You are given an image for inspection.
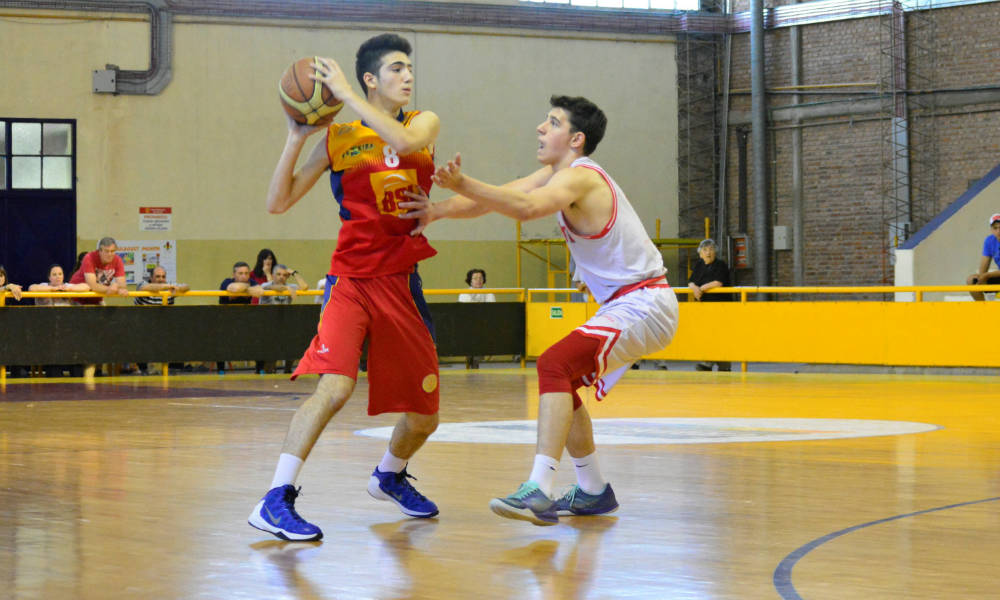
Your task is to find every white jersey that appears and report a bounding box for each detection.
[556,156,667,304]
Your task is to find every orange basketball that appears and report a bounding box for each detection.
[278,57,344,127]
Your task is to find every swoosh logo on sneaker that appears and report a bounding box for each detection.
[264,505,281,525]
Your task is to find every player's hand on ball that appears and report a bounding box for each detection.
[431,153,464,191]
[284,112,325,138]
[310,57,354,103]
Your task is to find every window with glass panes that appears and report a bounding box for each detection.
[1,120,74,190]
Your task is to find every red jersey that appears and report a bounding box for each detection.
[325,110,437,277]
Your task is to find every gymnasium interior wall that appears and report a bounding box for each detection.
[724,1,1000,287]
[0,10,678,298]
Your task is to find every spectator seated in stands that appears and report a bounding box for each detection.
[217,261,263,374]
[687,238,733,372]
[133,265,188,375]
[28,264,90,377]
[257,264,309,374]
[458,268,495,368]
[259,264,308,305]
[69,236,129,305]
[220,261,264,304]
[966,212,1000,301]
[458,268,496,303]
[29,264,89,306]
[135,265,189,305]
[0,265,23,302]
[250,248,278,305]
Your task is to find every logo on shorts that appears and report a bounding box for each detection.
[317,344,330,354]
[421,374,438,393]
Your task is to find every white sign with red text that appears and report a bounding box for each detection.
[139,206,172,231]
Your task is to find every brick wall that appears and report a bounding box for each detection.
[709,2,1000,286]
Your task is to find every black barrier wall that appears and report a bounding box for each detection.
[0,303,525,365]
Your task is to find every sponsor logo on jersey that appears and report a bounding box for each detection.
[342,143,375,159]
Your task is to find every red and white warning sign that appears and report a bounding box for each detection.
[139,206,172,231]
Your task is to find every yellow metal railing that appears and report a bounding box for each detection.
[6,284,1000,381]
[526,284,1000,302]
[422,288,526,302]
[0,289,324,306]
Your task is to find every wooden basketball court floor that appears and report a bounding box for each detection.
[1,368,998,600]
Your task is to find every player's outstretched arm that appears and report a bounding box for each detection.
[310,57,439,155]
[431,153,576,222]
[398,188,488,236]
[399,156,553,235]
[266,115,330,214]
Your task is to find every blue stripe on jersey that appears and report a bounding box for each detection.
[321,274,339,312]
[408,268,436,342]
[329,169,351,220]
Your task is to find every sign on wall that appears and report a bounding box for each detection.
[139,206,172,231]
[116,240,178,285]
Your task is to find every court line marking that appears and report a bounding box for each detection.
[355,418,940,445]
[773,496,1000,600]
[168,402,297,411]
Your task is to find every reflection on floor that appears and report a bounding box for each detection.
[2,369,998,599]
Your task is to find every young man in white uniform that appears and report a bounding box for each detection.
[402,95,679,525]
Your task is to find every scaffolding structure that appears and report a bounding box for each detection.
[515,222,701,290]
[879,0,938,282]
[676,29,723,241]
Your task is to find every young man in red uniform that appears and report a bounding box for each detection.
[248,33,442,542]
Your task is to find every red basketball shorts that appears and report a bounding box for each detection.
[292,271,439,415]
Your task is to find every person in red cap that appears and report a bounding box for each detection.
[965,213,1000,300]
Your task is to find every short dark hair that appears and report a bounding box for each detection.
[48,263,64,276]
[550,95,607,155]
[465,268,486,286]
[232,261,250,272]
[356,33,412,96]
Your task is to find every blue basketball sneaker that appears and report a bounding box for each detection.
[489,482,558,526]
[248,485,323,541]
[367,467,439,518]
[553,483,619,516]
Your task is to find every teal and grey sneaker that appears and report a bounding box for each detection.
[554,484,619,516]
[489,482,558,526]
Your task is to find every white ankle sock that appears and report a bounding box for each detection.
[378,450,407,474]
[571,452,606,495]
[270,453,304,489]
[528,454,560,498]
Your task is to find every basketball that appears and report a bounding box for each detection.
[278,57,344,127]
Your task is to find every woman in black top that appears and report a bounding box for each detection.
[687,239,732,371]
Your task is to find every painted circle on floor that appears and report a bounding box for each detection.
[355,418,940,445]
